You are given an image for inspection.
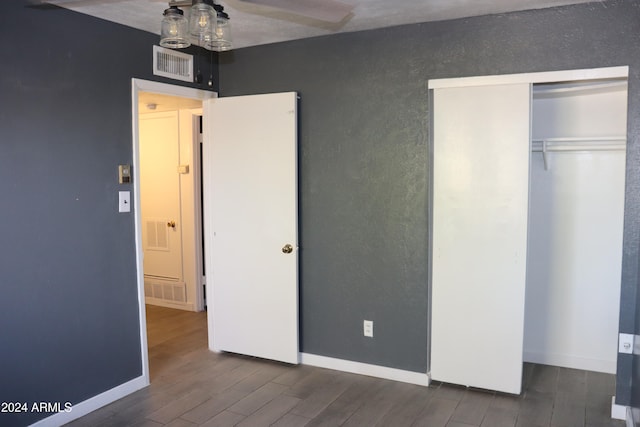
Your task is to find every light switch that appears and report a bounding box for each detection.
[119,191,131,213]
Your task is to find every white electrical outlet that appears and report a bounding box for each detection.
[363,320,373,337]
[619,333,634,354]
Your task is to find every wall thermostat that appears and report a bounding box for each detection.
[119,164,131,184]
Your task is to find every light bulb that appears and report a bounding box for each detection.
[198,14,208,28]
[168,23,178,37]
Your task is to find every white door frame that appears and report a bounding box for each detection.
[131,78,216,383]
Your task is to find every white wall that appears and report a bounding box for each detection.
[524,81,628,373]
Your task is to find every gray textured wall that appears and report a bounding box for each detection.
[0,2,216,426]
[2,0,639,425]
[219,0,640,404]
[634,253,640,416]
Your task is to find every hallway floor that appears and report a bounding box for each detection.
[66,305,625,427]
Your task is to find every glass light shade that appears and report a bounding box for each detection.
[160,7,190,49]
[189,0,216,45]
[208,15,232,52]
[206,6,232,52]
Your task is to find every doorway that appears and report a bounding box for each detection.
[133,82,300,385]
[138,95,205,312]
[524,78,627,374]
[131,79,215,383]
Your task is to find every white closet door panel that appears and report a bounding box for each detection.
[431,84,531,394]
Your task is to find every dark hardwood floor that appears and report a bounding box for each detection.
[66,305,624,427]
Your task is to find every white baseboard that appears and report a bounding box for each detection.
[524,350,615,374]
[29,376,148,427]
[300,352,429,387]
[612,396,628,421]
[628,406,638,427]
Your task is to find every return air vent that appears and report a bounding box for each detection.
[153,45,193,82]
[145,219,170,251]
[145,280,187,303]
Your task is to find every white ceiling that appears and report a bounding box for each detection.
[51,0,595,50]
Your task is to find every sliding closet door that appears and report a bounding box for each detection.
[431,83,531,394]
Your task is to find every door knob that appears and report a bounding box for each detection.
[167,221,176,229]
[282,244,293,254]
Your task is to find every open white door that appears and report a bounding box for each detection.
[202,92,298,364]
[430,83,531,394]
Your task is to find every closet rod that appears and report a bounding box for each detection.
[532,144,626,152]
[531,136,626,170]
[531,136,626,152]
[532,136,626,143]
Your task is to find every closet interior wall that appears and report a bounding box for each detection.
[523,79,628,374]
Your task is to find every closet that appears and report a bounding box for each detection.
[428,67,628,394]
[524,79,627,375]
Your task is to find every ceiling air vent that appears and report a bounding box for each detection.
[153,45,193,82]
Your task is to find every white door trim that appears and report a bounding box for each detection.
[428,66,628,89]
[131,78,216,384]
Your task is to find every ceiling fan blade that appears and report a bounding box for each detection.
[44,0,134,6]
[46,0,110,4]
[167,0,193,6]
[240,0,353,23]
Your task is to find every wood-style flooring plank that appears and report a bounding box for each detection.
[341,380,411,427]
[375,384,434,427]
[288,372,353,418]
[283,369,341,400]
[145,389,212,424]
[480,407,518,427]
[517,395,554,426]
[226,382,289,416]
[199,410,245,427]
[413,397,459,427]
[181,390,248,424]
[304,376,381,427]
[450,389,494,425]
[164,418,198,427]
[271,413,312,427]
[272,364,315,387]
[235,394,301,427]
[527,365,559,395]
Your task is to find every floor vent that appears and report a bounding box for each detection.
[153,45,193,82]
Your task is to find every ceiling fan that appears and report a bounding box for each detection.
[35,0,354,24]
[168,0,354,23]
